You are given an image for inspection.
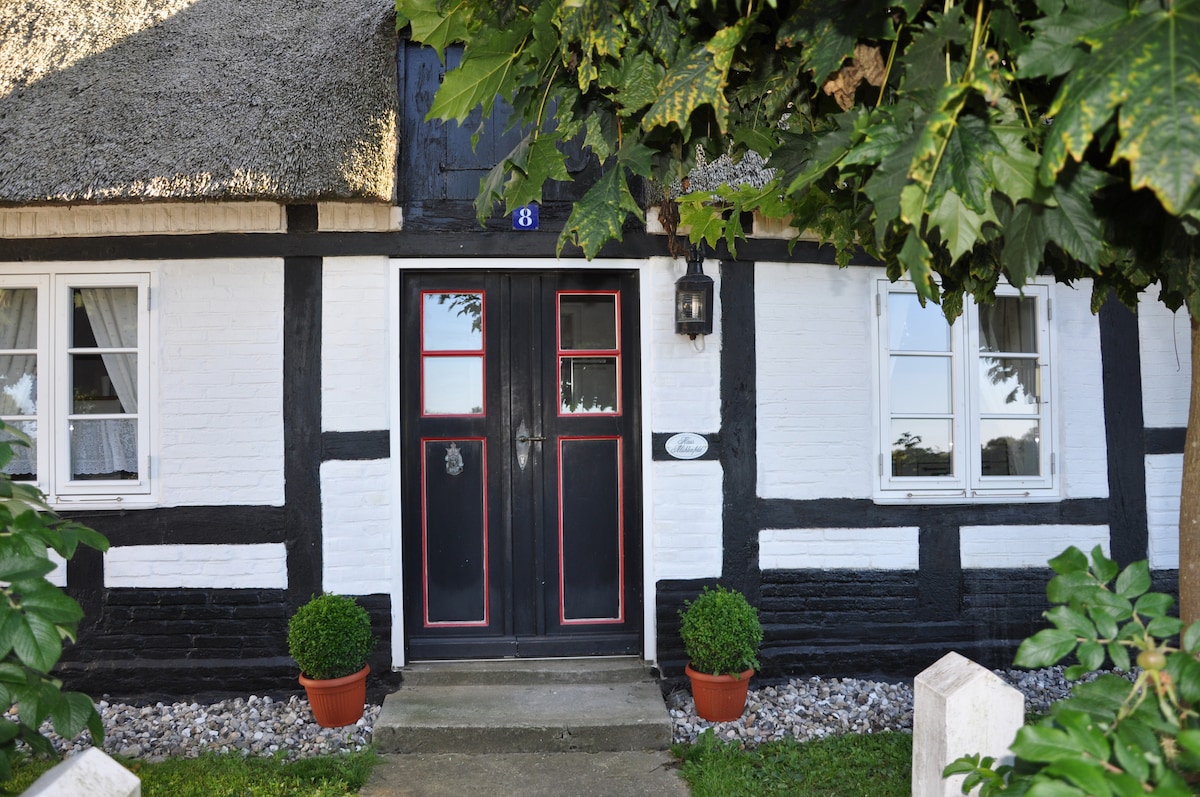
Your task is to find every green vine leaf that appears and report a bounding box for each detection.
[1041,0,1200,215]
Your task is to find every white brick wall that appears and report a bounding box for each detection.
[47,550,66,588]
[652,460,723,580]
[960,525,1110,568]
[104,544,287,588]
[649,257,721,433]
[756,263,875,500]
[759,527,920,570]
[322,257,391,432]
[1147,454,1182,569]
[321,459,393,594]
[157,260,285,506]
[1054,283,1109,498]
[1138,295,1191,429]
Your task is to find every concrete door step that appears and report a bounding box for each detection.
[398,657,655,687]
[374,660,672,754]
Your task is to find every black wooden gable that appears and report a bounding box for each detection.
[398,41,602,232]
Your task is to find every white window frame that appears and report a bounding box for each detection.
[0,268,155,508]
[873,279,1058,504]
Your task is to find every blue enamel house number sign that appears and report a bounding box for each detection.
[513,204,539,230]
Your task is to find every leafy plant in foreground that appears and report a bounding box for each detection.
[946,545,1200,795]
[0,422,108,782]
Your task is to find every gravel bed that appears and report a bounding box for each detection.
[26,666,1085,759]
[667,667,1082,747]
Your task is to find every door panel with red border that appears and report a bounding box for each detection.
[400,271,641,659]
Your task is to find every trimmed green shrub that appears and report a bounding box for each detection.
[679,585,762,676]
[287,594,374,681]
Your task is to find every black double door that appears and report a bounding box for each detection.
[400,271,642,659]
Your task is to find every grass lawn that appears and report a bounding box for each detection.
[676,729,912,797]
[3,748,380,797]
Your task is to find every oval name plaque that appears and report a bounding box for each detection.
[665,433,709,460]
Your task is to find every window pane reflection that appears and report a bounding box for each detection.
[424,356,484,415]
[424,293,483,352]
[889,294,950,352]
[980,419,1040,476]
[561,357,617,414]
[978,297,1036,353]
[891,420,953,477]
[978,358,1038,413]
[560,295,617,350]
[890,356,951,415]
[72,353,135,414]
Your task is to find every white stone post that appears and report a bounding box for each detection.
[912,651,1025,797]
[22,748,141,797]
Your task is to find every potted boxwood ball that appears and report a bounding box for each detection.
[679,585,763,722]
[287,593,375,727]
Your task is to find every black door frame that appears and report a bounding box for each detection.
[396,266,644,661]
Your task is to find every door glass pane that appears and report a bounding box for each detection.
[70,418,138,480]
[980,419,1040,476]
[560,295,617,350]
[889,356,951,414]
[888,293,950,352]
[978,357,1039,413]
[424,356,484,415]
[561,357,617,414]
[890,419,953,477]
[424,293,483,351]
[978,297,1037,353]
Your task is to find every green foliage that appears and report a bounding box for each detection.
[0,422,108,783]
[8,749,381,797]
[286,594,374,681]
[679,585,762,676]
[945,545,1200,795]
[397,0,1200,317]
[676,729,912,796]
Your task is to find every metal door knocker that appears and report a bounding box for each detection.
[445,442,464,476]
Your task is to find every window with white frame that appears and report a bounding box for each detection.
[0,272,151,504]
[875,280,1056,501]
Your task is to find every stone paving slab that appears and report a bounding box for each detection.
[359,751,689,797]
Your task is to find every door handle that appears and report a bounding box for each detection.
[515,420,546,471]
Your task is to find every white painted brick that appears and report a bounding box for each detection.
[1146,454,1182,569]
[1138,296,1191,429]
[1053,283,1109,499]
[960,525,1110,568]
[321,459,394,594]
[323,257,391,432]
[756,263,875,500]
[157,260,285,507]
[318,203,402,232]
[652,460,722,580]
[759,527,920,570]
[104,544,287,589]
[47,550,66,588]
[649,258,720,433]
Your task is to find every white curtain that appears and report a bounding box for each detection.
[76,288,138,476]
[0,289,38,475]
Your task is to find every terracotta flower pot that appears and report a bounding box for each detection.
[299,665,370,727]
[686,664,754,722]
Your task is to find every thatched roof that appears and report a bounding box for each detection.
[0,0,397,205]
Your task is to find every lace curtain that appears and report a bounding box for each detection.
[75,288,139,477]
[0,289,38,476]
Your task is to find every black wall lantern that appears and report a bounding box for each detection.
[675,246,714,339]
